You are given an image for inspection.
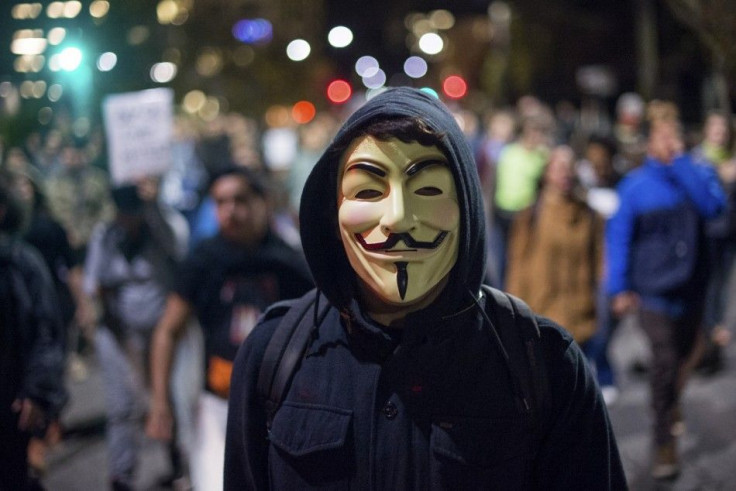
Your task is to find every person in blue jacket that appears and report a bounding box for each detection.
[226,88,626,490]
[606,108,725,480]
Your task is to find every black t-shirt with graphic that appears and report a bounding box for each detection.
[175,232,313,396]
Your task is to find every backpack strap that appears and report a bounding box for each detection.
[481,285,550,431]
[256,289,329,429]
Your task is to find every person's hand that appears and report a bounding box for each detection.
[145,400,174,441]
[718,159,736,184]
[74,296,98,335]
[12,398,46,432]
[611,291,640,318]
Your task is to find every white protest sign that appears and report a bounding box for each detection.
[103,88,174,185]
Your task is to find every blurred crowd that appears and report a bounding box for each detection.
[1,88,735,488]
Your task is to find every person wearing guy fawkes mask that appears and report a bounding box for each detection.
[225,88,625,490]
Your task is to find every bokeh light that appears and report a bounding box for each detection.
[47,83,63,101]
[32,80,46,98]
[157,0,178,24]
[286,39,311,61]
[150,62,177,83]
[199,97,220,121]
[38,106,53,125]
[265,105,291,127]
[429,10,455,30]
[46,2,64,19]
[442,75,467,99]
[327,80,352,104]
[30,55,44,72]
[63,1,82,18]
[420,87,439,99]
[196,49,223,77]
[362,69,386,89]
[232,18,273,44]
[89,0,110,18]
[355,56,379,77]
[47,27,66,45]
[292,100,316,124]
[418,32,444,55]
[97,52,117,71]
[20,81,34,99]
[403,56,428,78]
[48,54,61,71]
[182,90,206,113]
[58,47,82,71]
[328,26,353,48]
[127,26,150,46]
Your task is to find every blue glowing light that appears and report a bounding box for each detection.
[232,18,273,44]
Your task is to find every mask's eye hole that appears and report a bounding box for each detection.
[415,186,442,196]
[355,189,383,199]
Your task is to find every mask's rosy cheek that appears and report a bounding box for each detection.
[419,199,460,230]
[338,201,382,233]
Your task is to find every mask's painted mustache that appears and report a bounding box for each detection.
[355,231,448,251]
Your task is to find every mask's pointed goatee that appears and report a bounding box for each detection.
[396,261,408,300]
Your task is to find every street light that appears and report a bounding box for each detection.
[58,46,82,71]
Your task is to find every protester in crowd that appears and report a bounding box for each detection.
[576,134,625,402]
[3,146,34,174]
[12,167,88,345]
[612,92,647,174]
[146,166,313,491]
[692,111,736,374]
[45,141,116,262]
[30,129,65,177]
[577,134,622,216]
[82,178,189,490]
[490,111,552,287]
[0,171,67,490]
[225,87,625,490]
[606,104,725,480]
[476,108,517,285]
[8,166,90,474]
[287,112,337,221]
[477,108,516,202]
[506,144,604,352]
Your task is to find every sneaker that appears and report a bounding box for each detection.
[601,386,619,406]
[651,441,680,480]
[68,353,89,382]
[670,406,685,437]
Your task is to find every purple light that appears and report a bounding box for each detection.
[232,18,273,44]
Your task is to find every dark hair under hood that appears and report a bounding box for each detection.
[299,87,486,319]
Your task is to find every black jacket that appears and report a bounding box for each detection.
[225,88,626,489]
[0,236,67,417]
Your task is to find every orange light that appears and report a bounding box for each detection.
[327,79,351,104]
[443,75,467,99]
[292,100,316,124]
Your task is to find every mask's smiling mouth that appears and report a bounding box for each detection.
[354,231,448,251]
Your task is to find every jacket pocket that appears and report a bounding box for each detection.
[430,416,532,491]
[268,402,354,489]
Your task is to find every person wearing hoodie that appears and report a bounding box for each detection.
[606,107,726,480]
[225,87,625,490]
[1,171,67,490]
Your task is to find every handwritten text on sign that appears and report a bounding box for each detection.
[103,88,174,185]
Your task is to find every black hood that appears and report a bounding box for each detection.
[299,87,486,317]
